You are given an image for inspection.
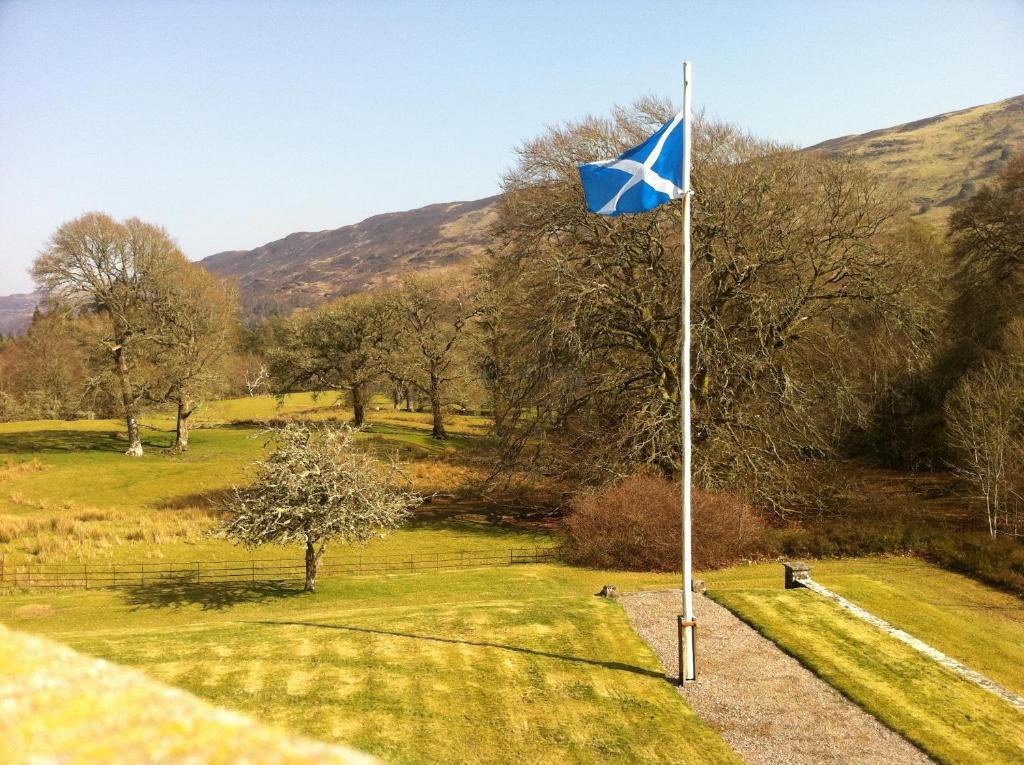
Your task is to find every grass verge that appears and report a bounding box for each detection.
[707,559,1024,765]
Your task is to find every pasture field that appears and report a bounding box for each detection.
[0,395,543,567]
[707,558,1024,765]
[0,396,749,762]
[0,565,741,765]
[5,396,1024,764]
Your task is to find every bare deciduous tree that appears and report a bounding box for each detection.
[268,294,391,427]
[488,99,932,513]
[218,423,421,591]
[32,213,186,456]
[945,356,1024,538]
[389,276,481,439]
[149,262,240,451]
[244,364,270,397]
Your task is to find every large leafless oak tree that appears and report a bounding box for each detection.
[487,99,935,513]
[32,213,186,456]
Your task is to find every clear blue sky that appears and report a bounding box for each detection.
[2,0,1022,294]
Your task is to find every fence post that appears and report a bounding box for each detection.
[84,563,89,590]
[509,549,514,565]
[113,564,117,588]
[252,560,256,583]
[196,561,200,584]
[0,552,4,585]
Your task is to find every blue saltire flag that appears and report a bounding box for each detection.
[578,112,685,216]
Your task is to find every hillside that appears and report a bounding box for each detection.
[2,95,1022,328]
[201,196,500,316]
[210,94,1024,316]
[807,94,1024,221]
[0,292,40,336]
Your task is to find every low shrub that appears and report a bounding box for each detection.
[561,472,1024,597]
[562,473,766,571]
[920,532,1024,597]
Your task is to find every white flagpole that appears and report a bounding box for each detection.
[678,60,696,683]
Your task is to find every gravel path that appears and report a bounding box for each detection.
[621,590,934,765]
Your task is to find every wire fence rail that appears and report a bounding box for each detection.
[0,547,561,591]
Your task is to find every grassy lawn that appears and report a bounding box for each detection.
[0,399,544,566]
[813,557,1024,697]
[706,558,1024,765]
[1,564,741,765]
[0,396,745,763]
[10,398,1024,764]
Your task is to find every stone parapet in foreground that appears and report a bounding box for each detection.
[0,624,380,764]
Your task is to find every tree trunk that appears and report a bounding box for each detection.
[429,371,446,439]
[174,399,193,452]
[125,415,143,457]
[392,386,401,411]
[304,539,319,592]
[351,383,366,427]
[404,386,413,412]
[113,344,144,457]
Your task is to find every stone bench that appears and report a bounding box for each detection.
[784,561,812,589]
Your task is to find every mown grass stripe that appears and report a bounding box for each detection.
[711,587,1024,765]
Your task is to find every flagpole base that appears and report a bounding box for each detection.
[678,615,697,684]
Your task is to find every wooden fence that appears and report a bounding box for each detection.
[0,547,560,591]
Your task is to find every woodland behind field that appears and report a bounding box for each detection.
[2,100,1023,577]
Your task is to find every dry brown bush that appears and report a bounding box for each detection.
[562,473,766,571]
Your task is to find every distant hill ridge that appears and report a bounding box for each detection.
[190,93,1024,318]
[201,195,500,316]
[0,292,41,336]
[806,94,1024,220]
[1,94,1022,330]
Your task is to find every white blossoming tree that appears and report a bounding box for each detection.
[219,423,420,591]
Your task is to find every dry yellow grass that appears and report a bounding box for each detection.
[0,458,47,481]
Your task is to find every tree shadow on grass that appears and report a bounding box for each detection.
[0,428,172,454]
[406,498,561,537]
[119,576,305,611]
[248,620,665,680]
